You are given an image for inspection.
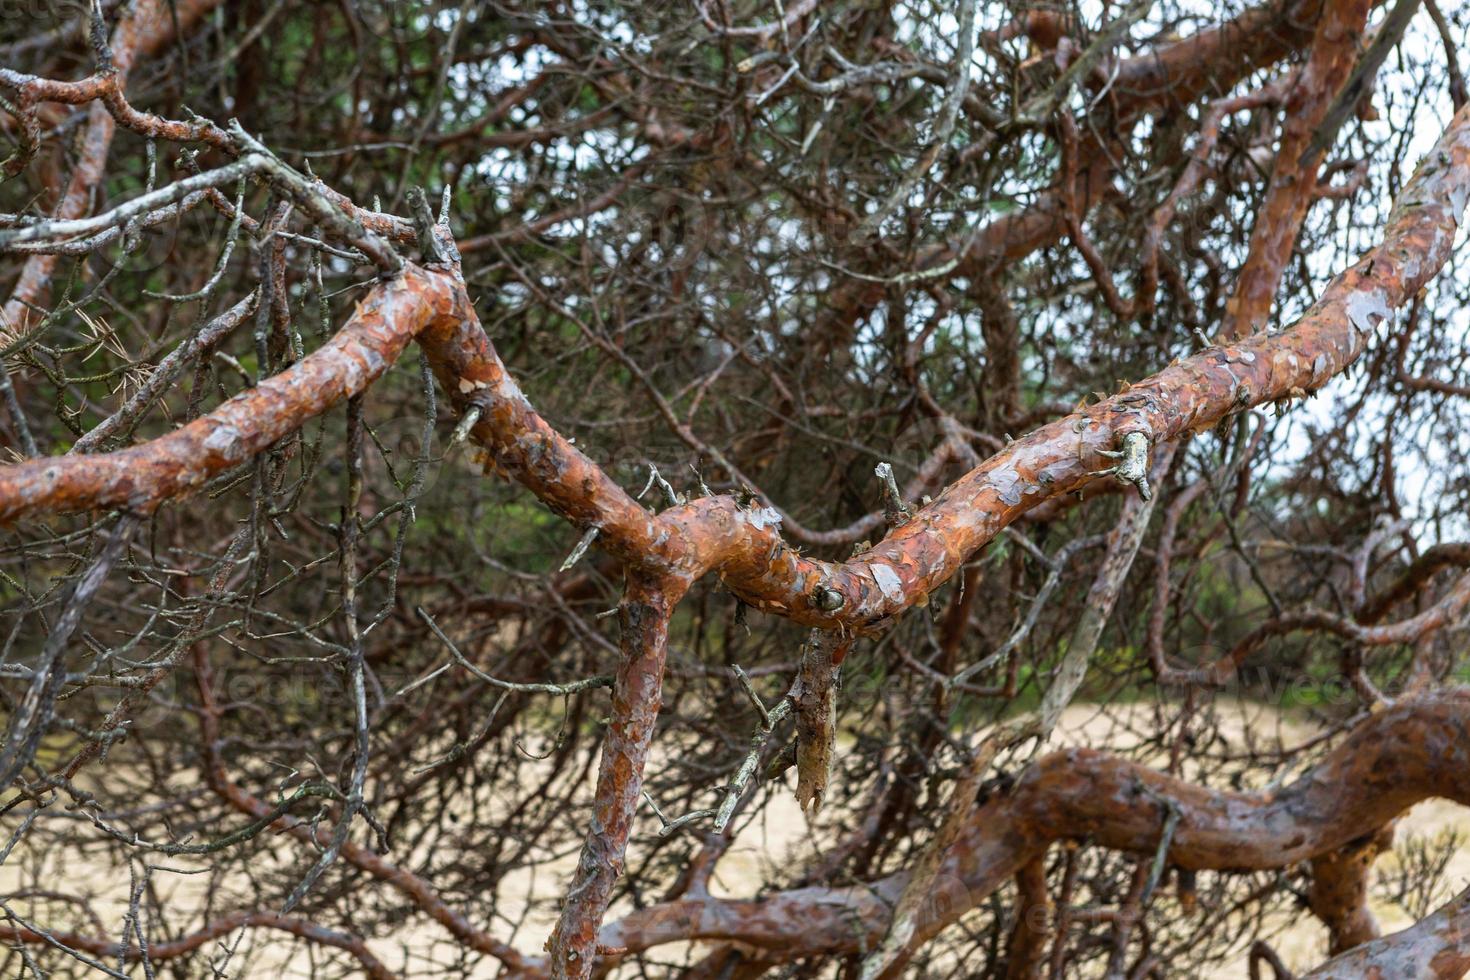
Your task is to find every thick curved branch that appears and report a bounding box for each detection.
[654,100,1470,631]
[6,103,1469,652]
[536,690,1470,973]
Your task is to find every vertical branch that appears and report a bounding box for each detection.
[547,571,686,979]
[1006,855,1053,980]
[973,279,1022,432]
[1308,826,1395,954]
[1219,0,1372,340]
[1102,861,1151,979]
[1146,480,1209,681]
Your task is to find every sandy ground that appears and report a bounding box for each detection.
[3,700,1468,977]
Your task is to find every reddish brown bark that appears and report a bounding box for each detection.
[663,100,1470,632]
[1147,479,1212,679]
[5,104,1469,650]
[0,270,461,520]
[2,30,1469,980]
[3,3,1467,977]
[1220,0,1372,340]
[1113,0,1330,110]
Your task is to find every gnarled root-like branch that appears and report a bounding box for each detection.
[553,691,1470,975]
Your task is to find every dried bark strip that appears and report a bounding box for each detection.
[794,629,845,814]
